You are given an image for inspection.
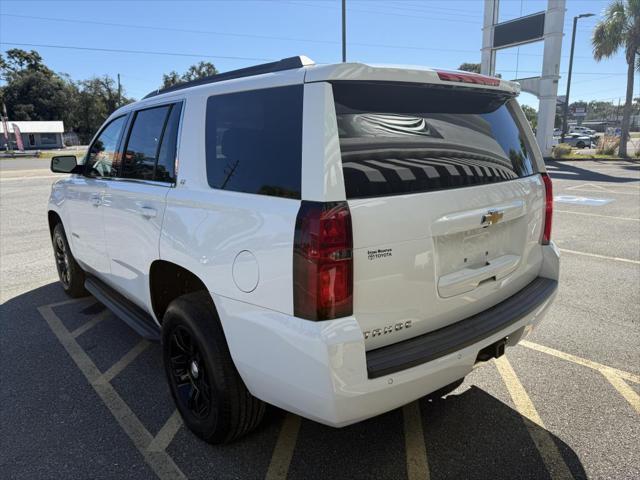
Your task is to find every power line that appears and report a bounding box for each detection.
[367,1,481,19]
[0,42,274,62]
[571,73,625,86]
[0,13,337,46]
[0,13,595,60]
[287,1,481,25]
[0,13,485,56]
[383,1,481,16]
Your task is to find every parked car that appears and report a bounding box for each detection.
[562,132,593,148]
[570,125,596,136]
[47,57,559,443]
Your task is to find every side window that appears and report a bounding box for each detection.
[156,103,182,183]
[86,116,127,178]
[205,85,302,199]
[122,105,171,181]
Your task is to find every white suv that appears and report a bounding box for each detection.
[48,56,559,443]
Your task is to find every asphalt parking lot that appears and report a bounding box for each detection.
[1,159,639,480]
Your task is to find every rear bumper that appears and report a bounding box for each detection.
[215,244,559,427]
[366,276,557,378]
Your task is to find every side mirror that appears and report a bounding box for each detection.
[51,155,79,174]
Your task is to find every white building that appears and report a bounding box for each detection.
[0,121,65,149]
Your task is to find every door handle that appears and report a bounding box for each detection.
[90,194,102,207]
[138,206,157,218]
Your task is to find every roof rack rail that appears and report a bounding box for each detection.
[143,55,314,99]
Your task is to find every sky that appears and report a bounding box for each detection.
[0,0,637,109]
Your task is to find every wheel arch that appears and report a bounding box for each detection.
[149,260,214,323]
[47,210,62,237]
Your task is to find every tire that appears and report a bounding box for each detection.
[162,291,266,444]
[51,222,88,298]
[576,141,585,149]
[425,377,464,401]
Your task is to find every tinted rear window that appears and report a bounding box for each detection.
[205,85,303,199]
[333,82,536,199]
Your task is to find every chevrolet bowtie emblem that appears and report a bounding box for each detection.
[482,210,504,226]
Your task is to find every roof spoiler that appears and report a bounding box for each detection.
[143,55,315,99]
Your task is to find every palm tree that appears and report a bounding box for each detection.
[592,0,639,157]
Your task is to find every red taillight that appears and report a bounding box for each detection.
[293,201,353,321]
[541,173,553,245]
[435,70,501,87]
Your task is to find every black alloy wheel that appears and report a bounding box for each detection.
[53,233,71,289]
[51,222,87,297]
[168,325,213,419]
[162,291,266,443]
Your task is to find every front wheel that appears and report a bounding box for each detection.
[162,291,266,444]
[52,222,88,297]
[576,141,585,149]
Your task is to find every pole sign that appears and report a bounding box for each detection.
[12,124,25,151]
[493,12,546,49]
[1,118,9,147]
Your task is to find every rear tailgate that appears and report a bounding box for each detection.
[332,81,545,350]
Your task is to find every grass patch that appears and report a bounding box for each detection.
[552,143,572,159]
[36,149,86,160]
[559,153,627,160]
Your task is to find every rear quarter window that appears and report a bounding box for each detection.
[205,85,303,199]
[332,82,536,199]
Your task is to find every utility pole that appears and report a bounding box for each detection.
[561,12,594,142]
[342,0,346,62]
[117,73,122,107]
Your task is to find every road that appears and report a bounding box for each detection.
[1,159,639,479]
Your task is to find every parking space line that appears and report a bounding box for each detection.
[565,186,639,196]
[0,174,60,182]
[558,248,640,265]
[403,401,430,480]
[555,210,640,222]
[495,356,574,480]
[44,297,91,309]
[600,370,640,415]
[70,308,110,338]
[149,410,184,452]
[265,414,301,480]
[521,341,640,384]
[567,189,640,196]
[96,339,151,385]
[38,303,186,480]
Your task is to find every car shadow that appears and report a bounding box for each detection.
[545,159,640,184]
[1,283,588,480]
[419,387,587,480]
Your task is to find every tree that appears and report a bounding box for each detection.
[592,0,640,156]
[1,48,133,144]
[458,62,481,73]
[162,61,218,88]
[0,49,52,78]
[1,50,77,122]
[73,76,133,143]
[521,105,538,130]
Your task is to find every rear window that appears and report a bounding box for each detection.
[205,85,303,199]
[333,82,536,199]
